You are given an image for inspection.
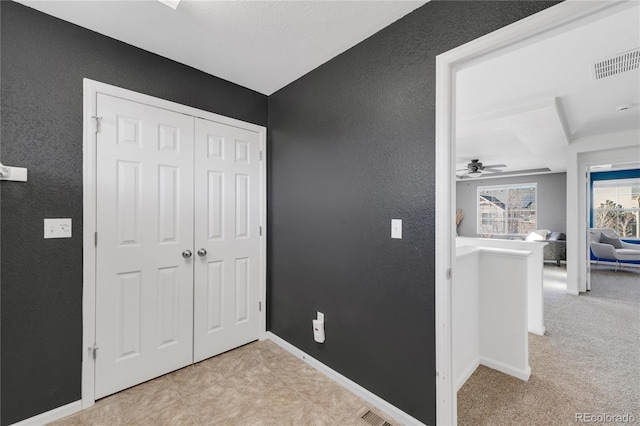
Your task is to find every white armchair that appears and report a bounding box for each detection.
[589,228,640,271]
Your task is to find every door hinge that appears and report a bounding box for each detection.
[259,151,263,161]
[89,344,99,360]
[446,268,452,280]
[91,116,103,134]
[94,231,98,247]
[259,301,262,312]
[259,226,262,236]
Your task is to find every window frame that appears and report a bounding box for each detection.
[476,182,538,236]
[590,170,640,238]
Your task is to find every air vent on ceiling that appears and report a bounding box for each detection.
[592,48,640,80]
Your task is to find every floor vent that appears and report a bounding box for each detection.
[592,48,640,80]
[361,410,394,426]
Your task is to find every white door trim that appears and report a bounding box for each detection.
[434,1,634,424]
[569,139,640,293]
[82,79,267,409]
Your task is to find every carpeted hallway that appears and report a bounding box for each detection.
[457,265,640,425]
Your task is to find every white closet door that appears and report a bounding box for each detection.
[95,94,194,399]
[193,117,261,362]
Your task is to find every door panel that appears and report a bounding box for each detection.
[95,94,194,399]
[207,171,224,240]
[193,118,261,362]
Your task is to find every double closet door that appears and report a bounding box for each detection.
[94,93,261,399]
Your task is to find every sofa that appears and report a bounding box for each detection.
[589,228,640,270]
[523,229,566,266]
[543,232,566,266]
[488,229,567,265]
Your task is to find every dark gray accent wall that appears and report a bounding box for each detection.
[456,173,567,238]
[268,1,559,424]
[0,2,266,424]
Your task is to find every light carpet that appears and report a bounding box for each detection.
[457,265,640,425]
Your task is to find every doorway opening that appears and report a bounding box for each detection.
[435,1,639,424]
[588,164,640,272]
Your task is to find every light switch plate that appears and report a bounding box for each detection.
[0,165,28,181]
[391,219,402,239]
[44,218,72,239]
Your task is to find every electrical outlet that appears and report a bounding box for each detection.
[313,311,325,343]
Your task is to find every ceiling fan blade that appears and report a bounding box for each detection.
[483,164,506,169]
[456,167,470,171]
[483,168,504,173]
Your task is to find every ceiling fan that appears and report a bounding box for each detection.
[457,159,507,177]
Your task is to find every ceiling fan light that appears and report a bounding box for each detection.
[468,170,482,176]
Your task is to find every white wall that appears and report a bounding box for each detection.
[478,249,530,380]
[457,237,546,335]
[452,247,480,391]
[452,245,531,390]
[566,129,640,294]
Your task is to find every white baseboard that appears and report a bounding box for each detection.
[455,358,480,392]
[480,357,531,382]
[529,326,545,336]
[266,332,425,426]
[11,400,82,426]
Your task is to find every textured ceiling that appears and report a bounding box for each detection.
[18,0,427,95]
[455,3,640,178]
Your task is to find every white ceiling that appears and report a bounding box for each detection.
[455,4,640,179]
[18,0,427,95]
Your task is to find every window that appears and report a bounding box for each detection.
[477,183,537,235]
[592,177,640,238]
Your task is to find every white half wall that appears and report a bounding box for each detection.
[452,246,481,391]
[478,249,530,380]
[457,237,546,335]
[452,245,532,391]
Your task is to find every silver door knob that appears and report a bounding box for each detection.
[182,250,192,259]
[197,248,207,257]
